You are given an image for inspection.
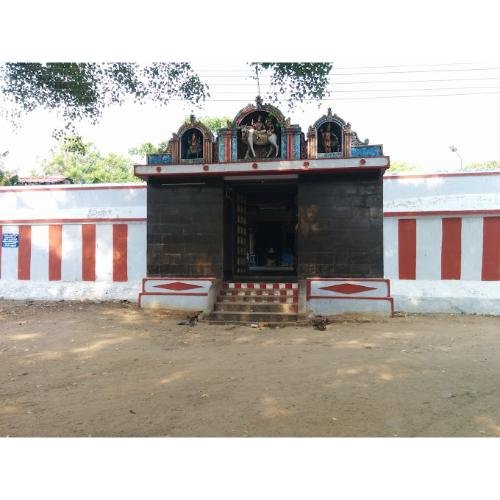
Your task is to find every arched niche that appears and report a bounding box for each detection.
[181,127,204,160]
[170,117,215,164]
[232,102,286,160]
[311,108,346,158]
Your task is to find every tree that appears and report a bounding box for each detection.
[0,150,19,186]
[0,63,333,136]
[42,136,140,184]
[463,160,500,171]
[387,160,420,173]
[0,63,209,137]
[128,141,169,157]
[197,116,232,133]
[250,63,333,106]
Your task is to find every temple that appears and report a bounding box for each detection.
[134,98,393,321]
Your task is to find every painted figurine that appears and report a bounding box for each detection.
[187,132,202,158]
[321,124,338,153]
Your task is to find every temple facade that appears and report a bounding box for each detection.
[134,99,392,320]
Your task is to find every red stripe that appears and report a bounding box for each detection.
[18,226,31,280]
[0,184,145,193]
[48,225,62,281]
[138,292,209,297]
[385,171,500,180]
[441,218,462,279]
[82,224,96,281]
[135,166,388,180]
[113,224,128,282]
[0,217,145,224]
[225,136,230,162]
[482,217,500,280]
[398,219,416,279]
[385,209,500,218]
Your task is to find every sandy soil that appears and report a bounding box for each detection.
[0,299,499,437]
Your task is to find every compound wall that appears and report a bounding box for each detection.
[0,172,499,314]
[384,172,500,314]
[0,184,146,301]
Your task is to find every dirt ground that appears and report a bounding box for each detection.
[0,299,499,437]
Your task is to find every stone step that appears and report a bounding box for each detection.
[204,320,304,327]
[202,319,302,328]
[218,294,298,304]
[214,302,298,313]
[220,288,298,297]
[224,282,298,290]
[208,311,299,323]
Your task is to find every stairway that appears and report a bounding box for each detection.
[207,282,300,325]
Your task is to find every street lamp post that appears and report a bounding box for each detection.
[449,145,463,171]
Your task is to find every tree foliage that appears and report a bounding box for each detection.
[128,141,169,157]
[251,63,333,106]
[43,136,139,183]
[0,63,209,137]
[388,160,420,173]
[196,116,232,134]
[0,150,19,186]
[0,63,333,135]
[463,160,500,171]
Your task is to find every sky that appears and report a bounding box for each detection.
[1,0,499,176]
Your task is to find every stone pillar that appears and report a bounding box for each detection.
[219,129,233,162]
[231,129,238,161]
[170,134,180,164]
[342,123,352,158]
[203,136,213,163]
[285,125,301,160]
[280,129,287,160]
[307,126,316,159]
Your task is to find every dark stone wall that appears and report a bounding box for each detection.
[297,172,384,278]
[147,178,224,278]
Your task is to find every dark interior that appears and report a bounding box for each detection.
[224,181,298,280]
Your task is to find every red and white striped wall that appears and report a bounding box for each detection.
[0,222,146,282]
[0,184,146,301]
[383,214,500,281]
[1,173,499,313]
[383,172,500,314]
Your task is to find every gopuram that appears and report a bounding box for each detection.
[135,98,393,322]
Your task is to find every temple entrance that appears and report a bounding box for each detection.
[223,180,298,280]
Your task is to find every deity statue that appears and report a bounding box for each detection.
[241,114,279,158]
[186,131,202,158]
[251,115,268,145]
[265,119,275,137]
[321,123,339,153]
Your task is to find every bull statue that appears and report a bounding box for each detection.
[240,123,279,159]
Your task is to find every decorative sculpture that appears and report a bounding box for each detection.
[241,121,279,159]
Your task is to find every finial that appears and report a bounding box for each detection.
[256,95,263,110]
[189,114,196,123]
[327,107,333,118]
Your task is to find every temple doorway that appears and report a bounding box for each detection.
[223,180,298,280]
